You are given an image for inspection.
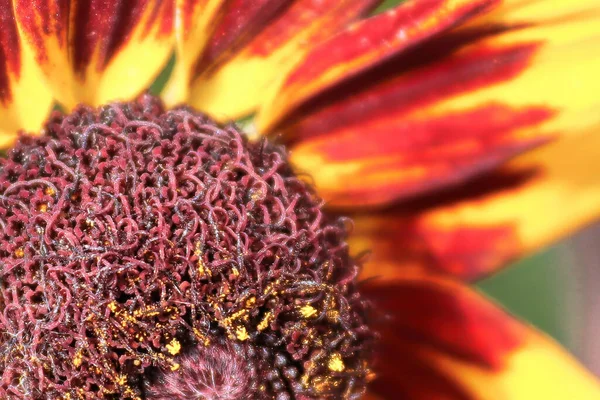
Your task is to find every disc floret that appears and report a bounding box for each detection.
[0,95,373,399]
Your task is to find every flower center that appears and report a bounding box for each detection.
[0,95,373,399]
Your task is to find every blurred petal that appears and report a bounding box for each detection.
[290,102,552,208]
[365,274,524,367]
[164,0,289,105]
[351,128,600,281]
[183,0,381,121]
[428,331,600,399]
[363,275,600,399]
[276,0,600,207]
[257,0,498,132]
[162,0,226,105]
[13,0,174,109]
[435,0,600,138]
[0,1,53,146]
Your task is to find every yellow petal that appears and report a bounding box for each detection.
[13,0,174,110]
[180,0,380,121]
[0,1,53,147]
[347,126,600,282]
[162,0,226,105]
[429,328,600,399]
[421,0,600,139]
[418,126,600,278]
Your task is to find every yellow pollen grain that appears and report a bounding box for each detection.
[108,301,118,313]
[170,363,180,371]
[236,326,249,341]
[166,339,181,355]
[198,260,211,277]
[44,187,55,196]
[326,309,339,322]
[14,248,24,258]
[38,203,48,213]
[300,305,318,318]
[194,241,202,256]
[367,371,377,382]
[134,359,141,366]
[250,188,264,201]
[257,312,272,331]
[328,353,345,372]
[193,328,211,346]
[73,351,83,367]
[246,296,256,307]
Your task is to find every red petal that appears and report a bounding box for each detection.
[258,0,498,131]
[172,0,382,119]
[13,0,174,108]
[268,0,600,208]
[195,0,289,72]
[0,0,21,101]
[0,0,53,145]
[363,276,523,369]
[284,36,557,207]
[362,276,600,399]
[350,128,600,281]
[289,102,552,208]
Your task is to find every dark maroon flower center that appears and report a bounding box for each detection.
[0,95,373,399]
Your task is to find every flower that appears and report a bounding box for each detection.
[0,0,599,399]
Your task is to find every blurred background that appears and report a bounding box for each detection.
[478,224,600,376]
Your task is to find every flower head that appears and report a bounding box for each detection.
[0,95,373,399]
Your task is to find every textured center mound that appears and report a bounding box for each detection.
[0,95,373,399]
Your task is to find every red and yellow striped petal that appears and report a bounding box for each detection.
[164,0,287,105]
[178,0,381,121]
[162,0,226,105]
[257,0,498,132]
[289,100,552,208]
[435,0,600,139]
[13,0,173,110]
[351,128,600,281]
[425,331,600,399]
[272,0,600,208]
[0,1,53,147]
[362,275,600,399]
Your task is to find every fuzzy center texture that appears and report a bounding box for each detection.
[0,95,373,400]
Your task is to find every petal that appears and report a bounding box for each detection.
[427,332,600,399]
[197,0,289,70]
[13,0,174,110]
[257,0,498,131]
[162,0,227,105]
[178,0,381,121]
[364,274,524,369]
[0,1,53,146]
[277,0,600,208]
[362,275,600,399]
[351,128,600,281]
[164,0,288,105]
[290,102,552,208]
